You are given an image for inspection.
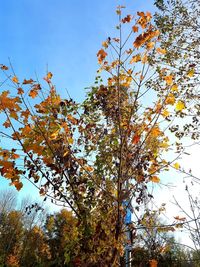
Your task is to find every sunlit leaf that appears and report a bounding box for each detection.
[171,84,178,92]
[173,162,180,170]
[150,176,160,183]
[164,75,173,85]
[175,100,185,112]
[187,69,195,77]
[47,72,53,79]
[132,25,138,32]
[156,47,166,54]
[97,49,107,64]
[12,76,19,84]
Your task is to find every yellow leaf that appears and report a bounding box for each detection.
[160,141,169,149]
[173,162,180,169]
[171,84,178,91]
[50,129,60,139]
[68,137,74,144]
[175,100,185,112]
[12,76,19,83]
[162,109,170,117]
[150,176,160,183]
[187,69,195,77]
[63,150,69,157]
[130,54,141,64]
[165,94,175,105]
[102,41,108,48]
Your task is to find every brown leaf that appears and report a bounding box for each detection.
[17,87,24,95]
[0,65,9,70]
[121,15,132,23]
[23,79,34,84]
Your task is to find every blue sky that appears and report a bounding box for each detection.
[0,0,155,101]
[0,0,156,206]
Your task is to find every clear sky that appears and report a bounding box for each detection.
[0,0,155,101]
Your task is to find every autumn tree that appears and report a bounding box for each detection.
[154,0,200,146]
[0,4,199,266]
[44,209,78,266]
[0,210,23,267]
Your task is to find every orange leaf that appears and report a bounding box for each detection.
[151,126,161,137]
[165,94,175,105]
[146,42,155,50]
[149,259,158,267]
[97,49,107,64]
[47,72,53,79]
[11,154,20,160]
[132,134,140,144]
[67,114,78,124]
[29,89,38,98]
[132,25,138,32]
[162,109,170,117]
[156,47,166,54]
[150,176,160,183]
[12,76,19,84]
[85,166,94,172]
[164,75,173,85]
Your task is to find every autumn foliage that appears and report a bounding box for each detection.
[0,2,199,266]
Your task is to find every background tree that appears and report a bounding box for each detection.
[44,209,78,267]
